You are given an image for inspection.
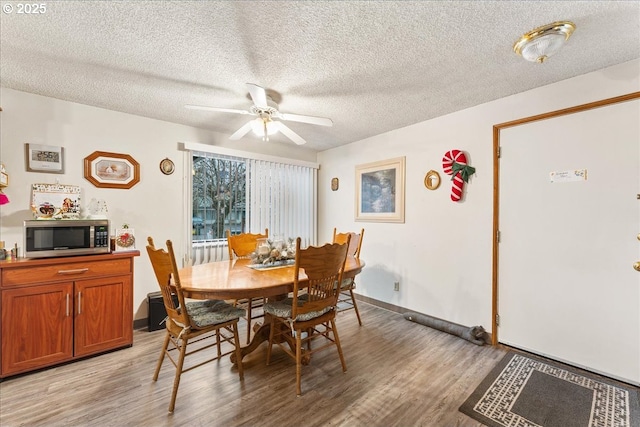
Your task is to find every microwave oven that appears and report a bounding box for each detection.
[24,219,111,258]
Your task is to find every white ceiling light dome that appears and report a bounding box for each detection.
[514,21,576,63]
[251,118,279,139]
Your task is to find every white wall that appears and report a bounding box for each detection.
[2,59,638,327]
[0,88,317,320]
[317,59,640,330]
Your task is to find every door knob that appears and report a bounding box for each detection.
[634,262,640,272]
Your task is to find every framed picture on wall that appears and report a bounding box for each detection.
[25,143,65,173]
[83,151,140,189]
[355,156,405,223]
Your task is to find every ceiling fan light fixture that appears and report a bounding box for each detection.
[514,21,575,63]
[250,118,279,139]
[187,83,330,145]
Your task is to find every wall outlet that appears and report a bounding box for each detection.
[394,281,400,291]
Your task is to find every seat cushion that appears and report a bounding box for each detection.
[339,278,354,290]
[185,299,245,328]
[264,297,333,322]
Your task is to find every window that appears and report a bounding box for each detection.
[192,155,246,240]
[187,143,318,265]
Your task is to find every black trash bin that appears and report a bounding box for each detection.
[147,291,178,331]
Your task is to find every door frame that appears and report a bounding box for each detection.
[491,91,640,345]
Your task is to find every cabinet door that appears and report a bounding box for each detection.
[74,275,133,357]
[1,283,74,376]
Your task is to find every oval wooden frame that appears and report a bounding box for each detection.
[84,151,140,189]
[424,170,441,190]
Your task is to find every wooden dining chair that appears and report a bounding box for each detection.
[146,237,245,413]
[264,236,350,396]
[332,228,365,325]
[226,228,268,344]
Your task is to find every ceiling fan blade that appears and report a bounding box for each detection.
[229,121,254,140]
[185,105,251,115]
[278,122,307,145]
[246,83,268,108]
[278,112,333,127]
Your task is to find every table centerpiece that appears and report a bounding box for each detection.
[249,237,296,269]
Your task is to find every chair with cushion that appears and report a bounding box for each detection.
[332,228,365,325]
[146,237,245,413]
[227,228,268,344]
[264,236,350,396]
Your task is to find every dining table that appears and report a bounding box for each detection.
[177,256,365,362]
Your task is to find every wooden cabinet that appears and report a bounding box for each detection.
[73,275,132,357]
[1,283,74,374]
[0,252,138,378]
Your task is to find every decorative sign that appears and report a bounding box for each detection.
[550,169,587,183]
[30,183,81,219]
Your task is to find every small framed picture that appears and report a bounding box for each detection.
[114,227,136,252]
[25,144,64,174]
[331,177,339,191]
[355,156,406,223]
[159,158,175,175]
[424,170,441,190]
[84,151,140,189]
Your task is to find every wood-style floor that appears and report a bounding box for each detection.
[0,302,506,427]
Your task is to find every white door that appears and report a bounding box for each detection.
[498,99,640,385]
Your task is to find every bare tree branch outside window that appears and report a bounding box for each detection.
[192,156,246,241]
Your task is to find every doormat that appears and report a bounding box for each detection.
[459,351,640,427]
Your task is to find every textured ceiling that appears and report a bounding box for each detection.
[1,1,639,152]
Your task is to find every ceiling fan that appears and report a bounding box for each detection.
[185,83,333,145]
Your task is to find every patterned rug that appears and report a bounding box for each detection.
[459,351,640,427]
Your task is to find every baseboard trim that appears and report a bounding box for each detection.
[133,318,148,330]
[354,294,406,314]
[134,295,494,343]
[354,294,493,344]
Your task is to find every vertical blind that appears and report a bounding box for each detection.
[247,159,317,247]
[189,146,317,250]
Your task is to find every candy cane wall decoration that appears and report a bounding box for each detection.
[442,149,475,202]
